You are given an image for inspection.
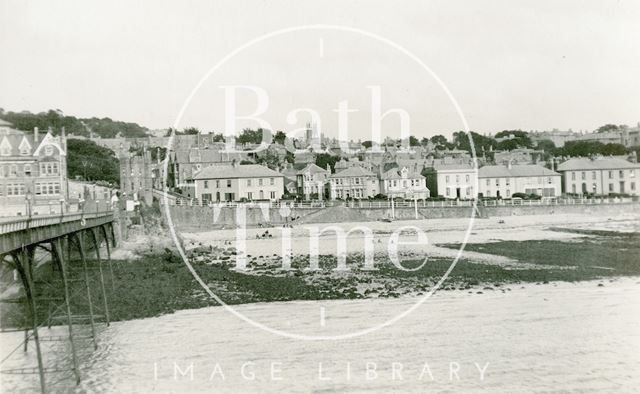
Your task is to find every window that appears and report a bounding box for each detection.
[445,188,450,196]
[216,180,220,188]
[455,175,460,183]
[270,178,274,185]
[495,179,500,186]
[465,175,470,182]
[506,189,511,197]
[52,163,58,174]
[548,177,553,184]
[592,171,596,180]
[270,191,276,199]
[608,171,613,179]
[227,179,231,187]
[10,165,17,177]
[247,179,252,186]
[445,175,450,183]
[619,170,624,178]
[609,183,614,192]
[506,178,510,186]
[631,182,636,191]
[247,192,253,200]
[486,179,490,186]
[24,164,32,176]
[571,172,576,181]
[259,178,263,186]
[581,172,586,180]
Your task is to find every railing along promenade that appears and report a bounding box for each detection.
[168,197,638,209]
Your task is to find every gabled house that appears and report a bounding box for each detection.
[0,120,68,216]
[380,166,429,199]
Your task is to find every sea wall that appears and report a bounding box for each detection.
[167,202,640,230]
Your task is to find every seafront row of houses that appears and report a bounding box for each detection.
[183,156,638,204]
[2,118,640,217]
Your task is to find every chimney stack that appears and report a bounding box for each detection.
[34,127,39,142]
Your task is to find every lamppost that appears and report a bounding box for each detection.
[25,192,33,219]
[59,198,65,216]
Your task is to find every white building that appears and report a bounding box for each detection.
[329,166,379,200]
[556,157,640,196]
[193,163,284,202]
[478,164,561,198]
[295,163,329,200]
[425,163,477,199]
[380,166,430,199]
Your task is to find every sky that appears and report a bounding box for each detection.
[1,0,639,141]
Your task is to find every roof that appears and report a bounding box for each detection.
[296,163,328,175]
[478,164,559,178]
[330,166,376,178]
[556,157,640,171]
[0,118,13,127]
[194,164,283,179]
[429,163,476,172]
[0,129,63,157]
[381,167,425,180]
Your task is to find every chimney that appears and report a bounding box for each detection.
[34,127,39,142]
[507,160,512,170]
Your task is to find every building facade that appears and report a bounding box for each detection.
[477,164,561,198]
[556,157,640,196]
[0,122,68,216]
[329,167,379,200]
[193,163,284,202]
[424,163,477,199]
[380,166,430,199]
[295,163,329,200]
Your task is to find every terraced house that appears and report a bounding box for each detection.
[477,163,561,198]
[329,166,379,200]
[193,162,284,202]
[556,157,640,196]
[0,119,68,216]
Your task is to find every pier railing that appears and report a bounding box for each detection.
[168,197,637,210]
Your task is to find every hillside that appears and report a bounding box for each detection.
[0,108,149,138]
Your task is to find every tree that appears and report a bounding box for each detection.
[409,136,420,146]
[420,137,429,147]
[494,130,533,149]
[67,139,119,184]
[362,140,373,149]
[601,143,627,155]
[315,153,340,173]
[536,139,556,153]
[596,124,623,133]
[181,127,200,135]
[430,135,453,150]
[274,130,287,145]
[237,128,269,145]
[561,141,604,156]
[453,131,497,154]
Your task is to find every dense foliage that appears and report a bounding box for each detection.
[0,108,149,138]
[67,139,120,184]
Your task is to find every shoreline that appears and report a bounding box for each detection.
[2,212,639,328]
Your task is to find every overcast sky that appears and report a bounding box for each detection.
[1,0,639,140]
